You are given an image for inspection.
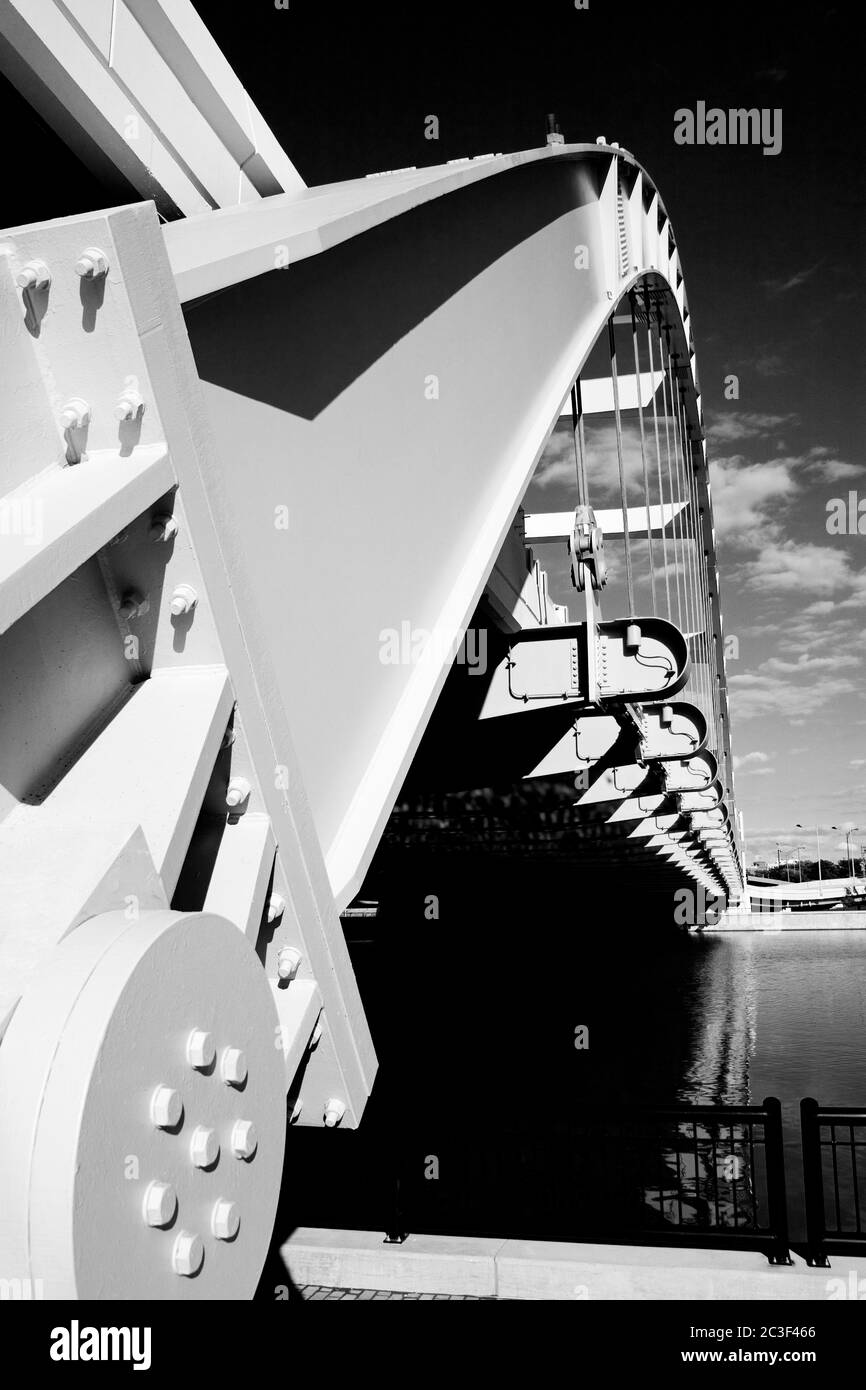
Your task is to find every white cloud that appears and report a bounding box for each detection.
[734,751,770,770]
[709,458,797,543]
[706,411,797,444]
[754,353,788,377]
[738,540,853,596]
[762,261,823,296]
[728,669,860,720]
[535,419,652,498]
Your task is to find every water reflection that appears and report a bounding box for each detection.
[289,917,866,1244]
[679,933,758,1106]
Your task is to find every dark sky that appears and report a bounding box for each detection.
[2,0,864,859]
[193,0,864,448]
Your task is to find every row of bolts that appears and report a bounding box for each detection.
[15,252,143,430]
[146,1029,343,1276]
[17,254,332,1104]
[18,250,345,1131]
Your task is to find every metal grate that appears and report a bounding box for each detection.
[386,1098,791,1265]
[801,1099,866,1266]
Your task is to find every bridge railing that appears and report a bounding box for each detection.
[801,1098,866,1267]
[384,1097,791,1265]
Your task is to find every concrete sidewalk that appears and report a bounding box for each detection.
[283,1228,866,1300]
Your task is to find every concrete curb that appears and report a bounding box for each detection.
[283,1229,866,1301]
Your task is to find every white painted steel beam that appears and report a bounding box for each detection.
[0,443,175,635]
[557,370,664,415]
[173,144,711,907]
[0,0,304,217]
[524,501,688,544]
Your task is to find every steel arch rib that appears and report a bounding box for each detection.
[168,145,727,908]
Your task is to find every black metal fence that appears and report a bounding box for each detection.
[385,1097,792,1265]
[801,1098,866,1267]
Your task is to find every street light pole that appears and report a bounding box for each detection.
[796,844,807,882]
[832,825,860,886]
[796,823,823,885]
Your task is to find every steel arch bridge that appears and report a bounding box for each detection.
[0,0,742,1300]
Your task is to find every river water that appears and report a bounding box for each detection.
[286,916,866,1246]
[678,929,866,1239]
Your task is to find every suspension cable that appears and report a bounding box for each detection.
[675,344,708,717]
[693,455,715,738]
[630,294,656,615]
[643,287,670,619]
[677,363,712,731]
[570,376,588,508]
[608,316,635,616]
[658,316,683,629]
[677,374,705,720]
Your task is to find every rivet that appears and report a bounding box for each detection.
[190,1125,219,1169]
[186,1029,215,1070]
[149,514,179,542]
[172,1231,204,1277]
[310,1020,323,1049]
[142,1180,177,1228]
[16,258,51,290]
[211,1199,240,1241]
[150,1085,183,1130]
[267,893,285,924]
[59,397,90,430]
[324,1098,346,1128]
[220,1047,247,1087]
[226,777,251,809]
[230,1119,258,1160]
[114,388,145,421]
[118,589,145,620]
[170,583,197,617]
[290,1100,303,1123]
[75,246,109,278]
[276,946,302,981]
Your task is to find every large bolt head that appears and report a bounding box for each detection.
[186,1029,215,1070]
[172,1231,204,1277]
[113,390,144,421]
[211,1199,240,1241]
[150,1085,183,1130]
[142,1180,178,1228]
[170,584,198,617]
[59,398,90,430]
[226,777,251,809]
[75,246,108,277]
[277,947,302,981]
[324,1098,346,1128]
[16,259,51,290]
[149,514,179,543]
[230,1119,258,1160]
[220,1047,247,1087]
[190,1125,220,1169]
[118,590,145,620]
